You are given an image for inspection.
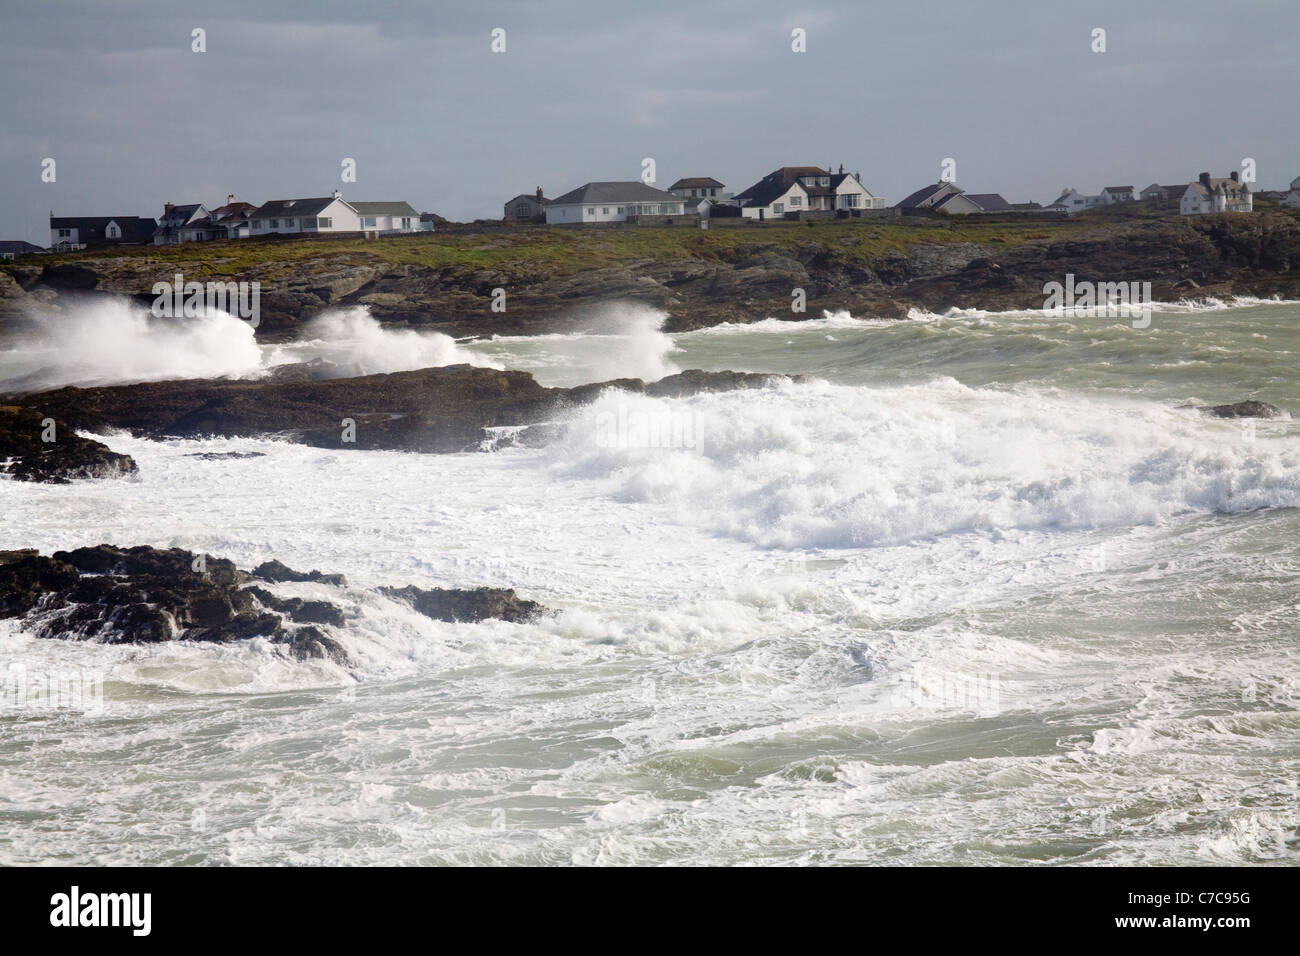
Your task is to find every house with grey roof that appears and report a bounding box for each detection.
[0,240,45,260]
[544,182,685,225]
[1139,183,1188,202]
[668,177,725,200]
[153,203,211,244]
[896,182,1010,214]
[735,166,884,219]
[504,188,549,222]
[352,201,420,234]
[249,191,361,236]
[1100,186,1135,204]
[49,214,155,249]
[1044,188,1106,214]
[1180,171,1253,215]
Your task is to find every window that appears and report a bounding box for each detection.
[401,218,410,228]
[710,188,717,196]
[789,196,802,207]
[587,207,595,216]
[363,217,377,227]
[269,219,279,227]
[317,217,332,228]
[57,228,71,237]
[284,218,296,229]
[773,203,784,214]
[602,207,609,214]
[617,207,624,214]
[107,224,119,238]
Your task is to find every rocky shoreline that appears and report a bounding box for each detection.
[0,545,547,665]
[3,212,1299,338]
[2,366,801,478]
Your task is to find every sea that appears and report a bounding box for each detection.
[1,297,1297,865]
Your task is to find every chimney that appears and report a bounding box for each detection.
[1230,170,1239,182]
[227,193,235,204]
[333,189,341,200]
[839,164,844,175]
[1199,172,1211,188]
[164,202,174,213]
[536,186,543,200]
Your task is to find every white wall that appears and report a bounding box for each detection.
[547,199,685,224]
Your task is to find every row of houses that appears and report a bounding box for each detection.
[1041,171,1281,216]
[505,165,889,225]
[46,191,427,251]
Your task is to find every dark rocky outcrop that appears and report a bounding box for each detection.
[252,559,347,587]
[0,405,137,483]
[0,545,344,663]
[0,547,550,662]
[1197,400,1284,419]
[9,366,794,454]
[380,584,545,624]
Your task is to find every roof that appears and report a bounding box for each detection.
[964,193,1012,211]
[896,183,957,208]
[0,240,45,255]
[48,216,155,242]
[733,167,830,207]
[351,201,419,218]
[211,201,257,218]
[668,177,724,190]
[504,193,550,206]
[549,181,680,205]
[161,203,204,219]
[1102,186,1134,192]
[250,197,344,219]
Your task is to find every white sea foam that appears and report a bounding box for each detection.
[0,301,499,391]
[545,378,1300,549]
[0,297,264,390]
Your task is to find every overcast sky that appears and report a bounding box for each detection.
[1,0,1297,244]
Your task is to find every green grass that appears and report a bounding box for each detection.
[0,215,1129,285]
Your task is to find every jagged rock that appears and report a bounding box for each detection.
[381,584,545,624]
[246,586,346,626]
[252,559,347,587]
[11,367,806,454]
[0,406,137,483]
[1199,400,1283,419]
[281,626,348,665]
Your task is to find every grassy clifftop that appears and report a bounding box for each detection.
[5,210,1299,336]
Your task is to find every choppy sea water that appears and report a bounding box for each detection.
[1,300,1298,865]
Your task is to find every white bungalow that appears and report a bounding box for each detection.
[352,201,420,234]
[545,182,685,224]
[249,191,361,235]
[1100,186,1135,204]
[1045,188,1106,214]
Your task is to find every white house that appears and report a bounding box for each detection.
[352,201,420,234]
[249,192,361,235]
[153,203,211,244]
[1101,186,1135,204]
[668,177,725,200]
[545,182,685,224]
[1046,188,1106,214]
[1180,171,1253,215]
[734,166,885,219]
[1280,190,1300,208]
